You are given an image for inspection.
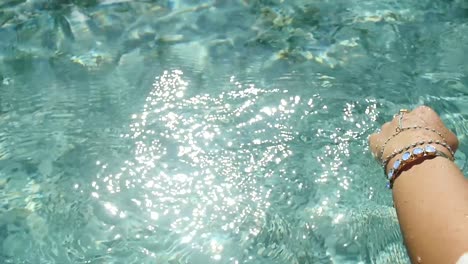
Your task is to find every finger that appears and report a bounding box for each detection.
[410,106,459,152]
[412,105,450,135]
[412,105,433,115]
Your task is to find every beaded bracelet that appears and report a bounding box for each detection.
[378,126,447,160]
[381,139,455,169]
[385,145,452,189]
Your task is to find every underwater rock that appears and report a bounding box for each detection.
[0,10,15,27]
[0,177,9,189]
[158,34,184,44]
[291,4,320,27]
[87,9,128,40]
[0,0,26,9]
[169,41,209,72]
[55,13,75,41]
[455,0,468,9]
[26,212,48,238]
[122,24,157,52]
[70,50,116,72]
[2,49,37,74]
[2,232,30,258]
[207,38,235,62]
[0,208,31,225]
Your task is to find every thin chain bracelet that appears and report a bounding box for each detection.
[381,139,455,170]
[378,126,447,160]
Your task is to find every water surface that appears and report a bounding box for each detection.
[1,0,468,263]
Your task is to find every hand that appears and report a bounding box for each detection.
[369,106,459,169]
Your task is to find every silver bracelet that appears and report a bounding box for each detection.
[381,139,455,169]
[385,145,453,189]
[378,126,448,161]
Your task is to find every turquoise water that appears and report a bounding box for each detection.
[1,0,468,263]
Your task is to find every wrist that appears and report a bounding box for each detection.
[381,129,446,160]
[379,128,456,188]
[385,143,454,175]
[381,131,450,168]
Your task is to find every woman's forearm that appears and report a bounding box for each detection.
[393,156,468,264]
[369,106,466,263]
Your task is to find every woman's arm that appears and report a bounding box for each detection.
[393,156,468,264]
[369,106,468,264]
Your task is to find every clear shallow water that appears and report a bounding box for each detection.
[1,0,468,263]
